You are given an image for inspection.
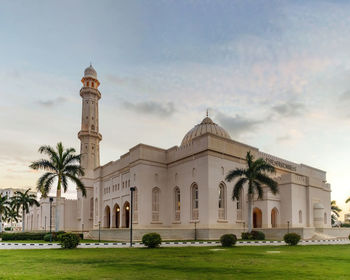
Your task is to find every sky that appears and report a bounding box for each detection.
[1,0,350,214]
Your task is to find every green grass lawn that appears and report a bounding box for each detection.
[0,245,349,279]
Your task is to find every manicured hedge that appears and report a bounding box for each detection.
[220,234,237,247]
[284,233,301,246]
[241,231,265,240]
[2,232,46,241]
[142,233,162,248]
[59,233,80,249]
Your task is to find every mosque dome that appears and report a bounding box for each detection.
[181,116,231,146]
[84,64,97,79]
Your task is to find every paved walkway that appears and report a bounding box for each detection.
[0,238,349,249]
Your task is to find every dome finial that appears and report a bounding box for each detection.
[206,108,209,117]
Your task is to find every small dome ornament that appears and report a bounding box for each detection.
[84,63,97,79]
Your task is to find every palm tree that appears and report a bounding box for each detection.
[11,189,39,232]
[4,205,20,231]
[331,200,341,226]
[225,151,278,233]
[0,194,10,233]
[29,142,86,231]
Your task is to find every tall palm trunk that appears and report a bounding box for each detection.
[55,179,61,232]
[22,205,25,232]
[0,212,2,233]
[247,193,253,233]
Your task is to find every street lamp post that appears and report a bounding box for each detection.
[49,197,53,242]
[287,221,290,234]
[194,221,198,241]
[130,187,136,247]
[44,216,47,232]
[98,221,101,243]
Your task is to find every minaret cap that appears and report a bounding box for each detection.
[84,64,97,79]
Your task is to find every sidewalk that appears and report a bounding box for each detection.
[0,238,348,249]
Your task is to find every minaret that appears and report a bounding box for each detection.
[77,64,102,230]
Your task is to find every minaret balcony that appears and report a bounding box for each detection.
[78,130,102,141]
[80,87,101,99]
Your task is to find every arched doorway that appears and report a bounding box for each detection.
[123,202,130,228]
[112,204,120,228]
[104,206,111,228]
[271,207,278,228]
[253,207,262,228]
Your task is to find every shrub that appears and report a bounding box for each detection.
[220,234,237,247]
[59,233,80,249]
[251,231,265,240]
[341,223,350,228]
[284,233,301,246]
[241,231,265,240]
[241,232,251,240]
[4,227,11,231]
[142,233,162,248]
[44,233,52,242]
[2,232,46,241]
[348,234,350,241]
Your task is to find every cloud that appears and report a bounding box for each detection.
[276,134,291,142]
[339,90,350,102]
[215,111,263,137]
[38,97,66,107]
[122,101,176,117]
[271,101,306,118]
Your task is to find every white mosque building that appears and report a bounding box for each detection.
[27,65,335,240]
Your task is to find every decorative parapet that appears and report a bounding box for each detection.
[278,173,307,186]
[257,151,297,172]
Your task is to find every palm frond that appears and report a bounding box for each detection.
[255,173,278,194]
[254,181,264,199]
[66,174,87,197]
[232,177,247,200]
[64,164,84,177]
[225,169,246,182]
[29,159,57,172]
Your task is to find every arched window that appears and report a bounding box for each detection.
[95,198,98,218]
[152,187,160,222]
[92,82,95,88]
[271,207,278,228]
[87,81,90,87]
[299,210,302,223]
[218,183,226,220]
[174,187,180,221]
[133,187,138,222]
[191,184,199,220]
[104,205,111,228]
[236,188,244,220]
[253,207,262,228]
[90,198,93,219]
[324,212,327,224]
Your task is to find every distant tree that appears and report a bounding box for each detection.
[331,200,342,226]
[226,151,278,233]
[29,142,86,231]
[0,194,10,233]
[11,189,39,232]
[4,205,20,231]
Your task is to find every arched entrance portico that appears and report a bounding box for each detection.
[253,207,262,228]
[104,206,111,228]
[271,207,278,228]
[112,203,120,228]
[123,202,130,228]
